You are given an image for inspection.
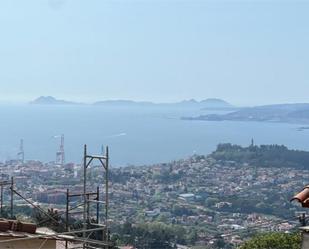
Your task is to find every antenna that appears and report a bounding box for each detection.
[251,138,254,147]
[101,145,105,155]
[17,139,24,163]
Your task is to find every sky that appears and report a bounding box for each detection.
[0,0,308,106]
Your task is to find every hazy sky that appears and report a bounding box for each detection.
[0,0,308,105]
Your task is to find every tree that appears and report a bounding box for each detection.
[116,222,187,249]
[187,230,198,245]
[205,197,219,207]
[214,234,226,248]
[239,233,301,249]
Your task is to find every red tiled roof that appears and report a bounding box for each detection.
[291,185,309,208]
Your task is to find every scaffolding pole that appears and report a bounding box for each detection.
[96,186,99,224]
[10,177,13,218]
[83,145,87,249]
[0,185,2,216]
[66,188,69,249]
[0,179,14,218]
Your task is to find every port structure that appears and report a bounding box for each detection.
[56,134,65,166]
[17,139,24,164]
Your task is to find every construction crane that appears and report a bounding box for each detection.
[17,139,24,164]
[55,134,65,166]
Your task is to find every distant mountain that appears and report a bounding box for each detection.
[31,96,233,109]
[183,103,309,124]
[94,98,234,109]
[93,100,154,107]
[200,98,234,109]
[30,96,82,105]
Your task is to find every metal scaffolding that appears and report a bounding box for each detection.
[63,144,110,248]
[6,184,110,249]
[65,187,100,249]
[82,144,109,249]
[0,144,110,249]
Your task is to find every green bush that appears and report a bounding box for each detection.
[239,232,301,249]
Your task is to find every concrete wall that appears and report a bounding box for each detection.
[302,232,309,249]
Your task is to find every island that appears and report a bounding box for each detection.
[30,96,83,105]
[94,98,234,109]
[31,96,234,110]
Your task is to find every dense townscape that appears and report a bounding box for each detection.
[0,144,306,248]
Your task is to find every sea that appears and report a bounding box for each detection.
[0,104,308,167]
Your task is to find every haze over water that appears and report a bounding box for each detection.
[0,104,309,166]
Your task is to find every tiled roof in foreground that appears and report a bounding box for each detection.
[291,185,309,208]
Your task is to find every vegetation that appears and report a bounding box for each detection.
[113,221,190,249]
[239,232,301,249]
[33,208,66,232]
[211,143,309,169]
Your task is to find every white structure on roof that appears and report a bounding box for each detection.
[178,193,195,202]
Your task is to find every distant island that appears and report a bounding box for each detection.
[199,98,234,109]
[31,96,234,109]
[94,98,234,109]
[93,99,154,107]
[183,103,309,124]
[30,96,83,105]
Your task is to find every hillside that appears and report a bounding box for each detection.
[210,143,309,169]
[184,103,309,123]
